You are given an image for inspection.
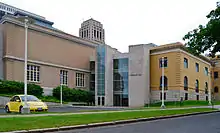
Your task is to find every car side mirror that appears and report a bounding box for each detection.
[16,99,21,102]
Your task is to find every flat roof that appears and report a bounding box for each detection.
[0,2,45,19]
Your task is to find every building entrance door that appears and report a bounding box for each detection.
[97,96,105,106]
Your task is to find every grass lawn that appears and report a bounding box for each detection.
[146,100,220,108]
[0,108,216,132]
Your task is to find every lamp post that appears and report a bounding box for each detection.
[161,57,166,109]
[208,71,212,105]
[16,16,34,113]
[60,73,63,105]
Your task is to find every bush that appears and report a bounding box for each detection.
[52,86,95,104]
[0,80,43,97]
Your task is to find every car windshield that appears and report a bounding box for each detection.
[20,95,40,102]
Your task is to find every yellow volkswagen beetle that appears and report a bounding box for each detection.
[5,95,48,113]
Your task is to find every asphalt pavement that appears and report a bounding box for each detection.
[51,112,220,133]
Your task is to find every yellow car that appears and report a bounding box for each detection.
[5,95,48,113]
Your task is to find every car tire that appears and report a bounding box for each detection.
[19,106,23,114]
[5,106,10,113]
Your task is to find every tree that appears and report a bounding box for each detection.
[183,4,220,57]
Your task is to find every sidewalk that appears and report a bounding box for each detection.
[0,105,218,118]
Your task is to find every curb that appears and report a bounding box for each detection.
[3,110,220,133]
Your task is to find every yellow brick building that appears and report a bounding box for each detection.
[211,58,220,100]
[150,42,212,102]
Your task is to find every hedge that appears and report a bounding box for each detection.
[0,80,43,97]
[53,86,94,104]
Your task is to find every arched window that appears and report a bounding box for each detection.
[160,76,168,90]
[205,82,208,94]
[184,76,188,90]
[214,86,219,93]
[195,79,199,93]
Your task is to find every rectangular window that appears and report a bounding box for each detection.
[98,97,100,105]
[185,93,188,100]
[60,70,68,86]
[184,58,188,68]
[196,95,199,101]
[206,96,208,101]
[76,73,85,87]
[27,65,40,82]
[204,67,208,76]
[102,97,105,106]
[160,92,166,100]
[195,63,199,72]
[214,72,218,79]
[159,57,168,68]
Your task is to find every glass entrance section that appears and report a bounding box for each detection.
[96,45,106,106]
[113,58,129,106]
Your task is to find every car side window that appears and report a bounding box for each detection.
[10,96,15,102]
[14,96,20,102]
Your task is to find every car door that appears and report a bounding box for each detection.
[13,96,22,112]
[9,96,16,112]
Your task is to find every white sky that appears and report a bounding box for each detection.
[1,0,218,52]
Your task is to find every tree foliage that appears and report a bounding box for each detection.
[52,86,95,104]
[0,80,43,97]
[183,5,220,57]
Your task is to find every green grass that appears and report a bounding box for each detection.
[0,108,216,132]
[146,100,220,108]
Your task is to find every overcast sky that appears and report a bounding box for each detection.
[1,0,218,52]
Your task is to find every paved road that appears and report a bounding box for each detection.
[52,112,220,133]
[0,106,124,114]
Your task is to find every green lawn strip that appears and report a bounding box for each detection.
[0,108,216,132]
[147,100,220,108]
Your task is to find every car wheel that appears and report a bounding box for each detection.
[19,106,23,114]
[5,106,10,113]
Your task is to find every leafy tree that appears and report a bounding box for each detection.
[183,4,220,57]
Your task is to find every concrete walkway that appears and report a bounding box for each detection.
[0,105,219,118]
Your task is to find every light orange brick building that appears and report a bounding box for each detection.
[0,14,99,95]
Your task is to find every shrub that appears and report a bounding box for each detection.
[0,80,43,97]
[52,86,94,104]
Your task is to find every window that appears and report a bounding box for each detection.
[185,93,188,100]
[214,86,219,93]
[204,67,208,76]
[102,97,105,106]
[205,82,208,94]
[10,96,20,102]
[94,30,96,38]
[160,92,166,100]
[184,58,188,68]
[214,72,218,79]
[27,65,40,82]
[76,73,85,87]
[206,96,208,101]
[60,70,68,86]
[195,79,199,93]
[159,57,168,68]
[195,63,199,72]
[98,97,101,105]
[14,96,21,102]
[196,95,199,101]
[184,76,188,90]
[160,76,168,90]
